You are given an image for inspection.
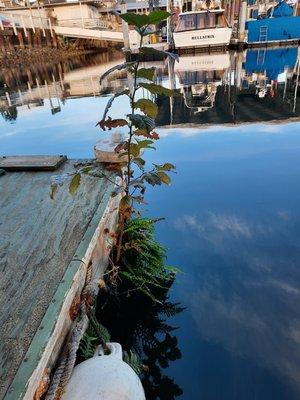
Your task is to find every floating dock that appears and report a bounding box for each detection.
[0,158,119,399]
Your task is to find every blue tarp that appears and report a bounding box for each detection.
[246,16,300,42]
[245,47,298,80]
[269,1,293,17]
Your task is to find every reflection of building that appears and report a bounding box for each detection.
[0,51,123,119]
[156,48,300,126]
[1,48,299,126]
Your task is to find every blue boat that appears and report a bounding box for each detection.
[246,0,300,44]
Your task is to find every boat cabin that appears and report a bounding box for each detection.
[175,10,229,32]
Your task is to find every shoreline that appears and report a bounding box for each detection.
[0,47,97,70]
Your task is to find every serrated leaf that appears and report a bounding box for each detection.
[120,13,149,28]
[148,10,170,24]
[130,143,140,157]
[69,173,81,196]
[99,62,134,84]
[128,113,155,133]
[144,172,162,186]
[132,157,145,168]
[134,98,158,118]
[134,129,160,140]
[140,46,179,62]
[131,195,146,204]
[157,171,171,185]
[137,139,154,150]
[97,117,128,131]
[154,162,176,171]
[136,67,155,81]
[139,82,174,97]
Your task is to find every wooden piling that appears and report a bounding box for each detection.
[17,30,25,49]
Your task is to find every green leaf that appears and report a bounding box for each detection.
[130,143,140,158]
[157,171,171,185]
[154,162,176,171]
[139,82,174,97]
[134,98,158,118]
[69,173,81,196]
[140,46,179,62]
[148,10,170,24]
[101,89,130,122]
[132,157,145,168]
[137,139,155,150]
[123,350,143,375]
[99,62,134,84]
[136,67,155,81]
[120,13,149,28]
[128,113,155,133]
[144,172,162,186]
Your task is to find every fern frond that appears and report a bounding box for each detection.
[123,350,143,375]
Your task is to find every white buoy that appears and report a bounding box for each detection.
[61,343,146,400]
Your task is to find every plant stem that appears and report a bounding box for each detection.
[116,31,144,264]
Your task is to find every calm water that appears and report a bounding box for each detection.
[1,47,300,399]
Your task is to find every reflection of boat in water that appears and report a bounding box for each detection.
[174,53,230,113]
[181,84,218,113]
[173,8,232,50]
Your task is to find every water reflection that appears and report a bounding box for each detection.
[157,47,300,125]
[97,278,184,399]
[144,122,300,399]
[0,51,124,120]
[1,47,299,126]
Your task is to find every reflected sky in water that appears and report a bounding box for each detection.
[1,50,300,399]
[145,123,300,399]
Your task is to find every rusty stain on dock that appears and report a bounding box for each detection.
[0,160,118,399]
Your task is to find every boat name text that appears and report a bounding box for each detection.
[191,35,215,40]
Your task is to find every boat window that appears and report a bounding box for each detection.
[196,14,206,29]
[205,13,216,28]
[176,12,226,31]
[176,14,197,31]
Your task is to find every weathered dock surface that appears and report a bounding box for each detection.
[0,160,118,399]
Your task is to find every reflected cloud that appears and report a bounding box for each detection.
[174,212,252,240]
[173,209,300,391]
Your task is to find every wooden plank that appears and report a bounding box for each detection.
[0,155,67,171]
[0,161,118,399]
[4,180,121,400]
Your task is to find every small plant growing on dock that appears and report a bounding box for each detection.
[97,10,178,265]
[64,11,179,299]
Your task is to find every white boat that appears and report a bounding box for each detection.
[173,9,232,50]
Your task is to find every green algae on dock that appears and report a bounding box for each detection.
[0,160,119,400]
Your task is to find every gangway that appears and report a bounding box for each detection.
[53,25,124,42]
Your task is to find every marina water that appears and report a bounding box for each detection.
[1,46,300,399]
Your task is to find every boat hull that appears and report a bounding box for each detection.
[173,27,232,49]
